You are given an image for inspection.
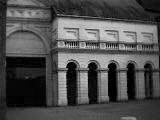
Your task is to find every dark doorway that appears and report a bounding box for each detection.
[127,63,136,100]
[88,63,98,104]
[6,57,46,107]
[108,63,117,102]
[144,64,153,99]
[66,62,77,105]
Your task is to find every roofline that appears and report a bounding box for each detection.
[56,14,157,25]
[145,8,160,14]
[7,4,51,9]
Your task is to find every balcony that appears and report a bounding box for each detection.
[56,39,159,52]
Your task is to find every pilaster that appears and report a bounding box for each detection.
[153,70,160,98]
[118,69,128,101]
[98,69,109,103]
[136,69,145,99]
[77,68,89,104]
[57,68,68,106]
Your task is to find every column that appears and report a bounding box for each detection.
[153,70,160,98]
[98,69,109,103]
[136,69,145,99]
[118,69,128,101]
[77,68,89,104]
[57,68,68,106]
[46,55,53,106]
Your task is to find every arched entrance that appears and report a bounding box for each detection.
[6,31,48,107]
[144,63,153,99]
[6,57,46,106]
[127,63,136,100]
[88,62,98,104]
[108,63,117,102]
[66,62,77,105]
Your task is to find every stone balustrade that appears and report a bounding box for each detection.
[56,39,159,52]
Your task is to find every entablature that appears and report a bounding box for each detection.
[7,6,51,21]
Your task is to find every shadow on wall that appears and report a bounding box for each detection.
[0,105,6,120]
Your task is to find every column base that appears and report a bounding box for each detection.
[78,97,89,105]
[98,96,109,103]
[153,89,160,98]
[118,95,128,101]
[58,98,68,106]
[136,93,145,100]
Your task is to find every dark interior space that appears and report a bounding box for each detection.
[6,57,46,107]
[127,63,136,100]
[66,62,77,105]
[88,63,98,104]
[108,63,117,102]
[144,64,153,99]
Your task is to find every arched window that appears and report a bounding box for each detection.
[66,62,77,105]
[127,63,136,100]
[88,62,98,104]
[144,63,153,99]
[108,63,117,102]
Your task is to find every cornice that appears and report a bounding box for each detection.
[7,4,50,10]
[7,17,51,23]
[53,48,159,55]
[7,6,52,22]
[57,14,157,25]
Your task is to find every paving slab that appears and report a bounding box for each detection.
[7,100,160,120]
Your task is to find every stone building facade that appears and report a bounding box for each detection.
[5,0,160,107]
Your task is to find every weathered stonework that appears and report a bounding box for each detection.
[5,0,160,107]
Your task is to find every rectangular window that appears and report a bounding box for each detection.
[124,31,137,42]
[85,29,99,41]
[142,32,153,43]
[64,28,79,40]
[105,30,119,42]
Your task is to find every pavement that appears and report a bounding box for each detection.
[6,99,160,120]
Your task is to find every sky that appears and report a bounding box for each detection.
[142,0,160,11]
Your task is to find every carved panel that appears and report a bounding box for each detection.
[85,29,99,41]
[124,31,136,42]
[6,31,46,54]
[64,28,79,40]
[142,32,153,43]
[105,30,119,41]
[7,8,51,20]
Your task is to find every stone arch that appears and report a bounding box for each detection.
[66,60,79,105]
[108,60,119,102]
[66,60,80,69]
[6,27,53,106]
[88,60,101,69]
[127,62,136,100]
[144,62,154,99]
[127,60,138,69]
[108,60,120,69]
[144,61,155,70]
[7,26,50,53]
[88,61,99,104]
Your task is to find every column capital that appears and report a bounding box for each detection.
[58,68,68,71]
[135,68,145,72]
[117,68,128,72]
[98,68,109,72]
[77,68,89,71]
[152,69,160,72]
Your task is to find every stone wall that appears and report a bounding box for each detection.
[54,16,160,106]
